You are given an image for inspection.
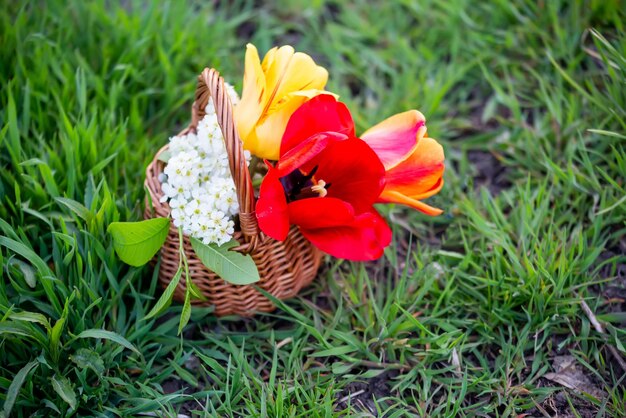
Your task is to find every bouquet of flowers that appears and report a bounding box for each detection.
[109,44,444,324]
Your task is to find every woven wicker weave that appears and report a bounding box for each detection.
[144,68,323,317]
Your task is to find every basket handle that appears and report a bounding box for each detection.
[184,68,260,243]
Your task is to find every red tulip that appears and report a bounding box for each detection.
[256,95,391,261]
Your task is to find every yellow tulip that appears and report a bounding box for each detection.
[234,44,330,160]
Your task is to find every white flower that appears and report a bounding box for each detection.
[169,132,197,155]
[158,83,247,246]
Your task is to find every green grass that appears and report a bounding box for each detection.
[1,0,625,416]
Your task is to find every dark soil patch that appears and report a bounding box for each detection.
[335,371,397,415]
[590,235,626,377]
[447,90,514,196]
[448,88,513,138]
[323,1,342,20]
[595,236,626,314]
[305,269,335,313]
[236,20,258,40]
[161,377,204,416]
[467,150,512,195]
[526,383,600,418]
[523,349,608,418]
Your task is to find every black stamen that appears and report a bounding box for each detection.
[286,165,319,201]
[307,165,319,179]
[293,187,320,200]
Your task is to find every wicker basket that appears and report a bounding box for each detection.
[144,68,323,316]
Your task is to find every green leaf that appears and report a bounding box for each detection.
[9,312,50,330]
[190,238,260,285]
[331,362,353,375]
[55,197,92,222]
[76,329,140,356]
[587,129,626,140]
[8,258,37,288]
[108,218,170,267]
[70,348,105,374]
[187,278,208,301]
[169,360,198,387]
[178,289,192,335]
[144,268,182,320]
[0,321,47,344]
[42,399,61,414]
[312,345,357,357]
[49,317,66,362]
[51,374,77,410]
[157,149,172,163]
[598,312,626,323]
[395,303,437,338]
[90,152,119,175]
[4,361,38,417]
[0,236,61,312]
[612,327,626,353]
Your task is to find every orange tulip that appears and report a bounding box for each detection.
[361,111,445,215]
[234,44,331,160]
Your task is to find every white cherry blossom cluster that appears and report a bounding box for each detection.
[159,84,248,246]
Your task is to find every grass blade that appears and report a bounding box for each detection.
[3,361,38,417]
[76,329,140,356]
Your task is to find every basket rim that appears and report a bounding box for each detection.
[181,68,259,243]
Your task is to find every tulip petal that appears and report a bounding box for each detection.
[234,44,267,143]
[378,189,443,216]
[367,209,393,248]
[262,46,328,115]
[256,163,290,241]
[272,53,328,109]
[277,132,348,176]
[281,94,355,156]
[261,46,279,73]
[237,44,332,160]
[376,136,445,216]
[315,137,385,213]
[384,137,445,196]
[287,198,355,229]
[298,210,391,261]
[254,90,328,161]
[361,110,426,170]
